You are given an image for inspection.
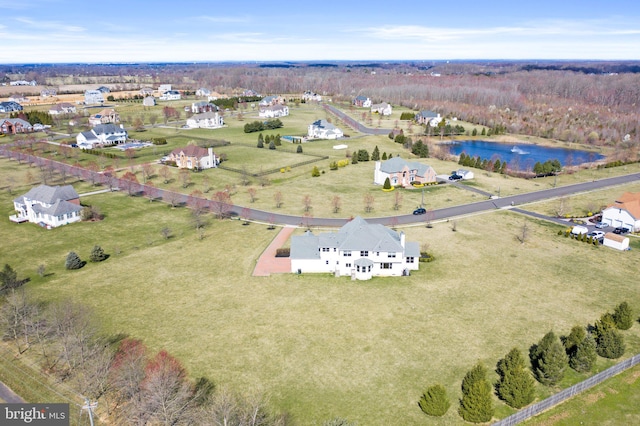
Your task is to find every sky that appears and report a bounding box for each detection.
[1,0,640,63]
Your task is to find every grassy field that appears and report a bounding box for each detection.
[2,99,640,424]
[1,160,639,424]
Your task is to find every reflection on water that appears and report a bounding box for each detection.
[446,140,604,171]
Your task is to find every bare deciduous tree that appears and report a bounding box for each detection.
[274,191,283,209]
[331,195,341,214]
[364,193,375,213]
[302,195,312,213]
[247,187,257,203]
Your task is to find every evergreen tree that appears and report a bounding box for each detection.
[351,155,358,164]
[481,128,486,136]
[569,334,597,372]
[493,159,502,172]
[530,331,568,386]
[382,152,388,160]
[0,264,20,292]
[371,145,380,161]
[383,177,391,190]
[296,144,303,153]
[472,128,478,136]
[65,252,84,270]
[357,149,369,162]
[613,302,634,330]
[257,133,264,148]
[495,348,535,408]
[90,245,107,262]
[564,325,587,356]
[269,140,276,150]
[458,363,494,423]
[459,152,466,165]
[594,319,626,359]
[418,384,450,417]
[388,153,393,159]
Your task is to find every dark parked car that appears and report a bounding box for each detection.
[413,207,426,215]
[613,227,630,234]
[449,174,463,181]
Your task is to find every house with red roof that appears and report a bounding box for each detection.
[601,192,640,232]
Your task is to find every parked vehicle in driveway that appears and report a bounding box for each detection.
[587,231,605,242]
[413,207,426,215]
[571,225,589,236]
[613,227,630,234]
[449,174,463,181]
[595,221,608,229]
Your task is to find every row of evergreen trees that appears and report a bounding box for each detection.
[244,119,283,133]
[256,133,282,148]
[458,152,508,174]
[10,110,54,125]
[418,301,635,422]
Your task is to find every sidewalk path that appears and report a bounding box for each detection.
[252,226,295,277]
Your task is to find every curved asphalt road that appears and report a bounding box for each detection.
[229,172,640,227]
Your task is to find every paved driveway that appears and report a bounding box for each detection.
[252,226,295,276]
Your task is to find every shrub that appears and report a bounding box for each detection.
[311,166,320,177]
[65,252,84,270]
[90,245,108,262]
[383,177,391,190]
[296,145,303,153]
[418,384,450,417]
[275,248,290,258]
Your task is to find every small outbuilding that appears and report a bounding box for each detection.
[603,233,629,251]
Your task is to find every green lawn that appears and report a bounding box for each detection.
[524,364,640,426]
[1,171,639,424]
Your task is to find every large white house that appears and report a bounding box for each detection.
[76,124,128,148]
[290,216,420,280]
[259,104,289,118]
[160,90,181,100]
[10,185,83,228]
[601,192,640,232]
[49,103,77,115]
[186,111,224,129]
[84,90,104,105]
[371,102,393,116]
[374,157,437,187]
[308,119,344,140]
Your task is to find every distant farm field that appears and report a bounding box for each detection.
[1,161,639,424]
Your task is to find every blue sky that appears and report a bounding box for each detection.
[1,0,639,63]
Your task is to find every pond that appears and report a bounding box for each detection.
[445,140,605,171]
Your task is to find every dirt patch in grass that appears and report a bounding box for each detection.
[624,369,640,384]
[583,390,606,404]
[536,411,570,426]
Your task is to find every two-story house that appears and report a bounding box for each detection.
[374,157,437,187]
[290,216,420,280]
[167,145,219,170]
[307,119,344,140]
[10,184,83,228]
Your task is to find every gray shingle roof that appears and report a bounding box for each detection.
[379,157,433,176]
[32,199,82,216]
[290,231,321,260]
[17,184,79,204]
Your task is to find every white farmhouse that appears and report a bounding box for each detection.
[290,216,420,280]
[10,185,83,228]
[160,90,181,101]
[307,119,343,140]
[186,111,224,129]
[601,192,640,232]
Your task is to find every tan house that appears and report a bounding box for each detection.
[89,108,120,126]
[374,157,437,187]
[167,145,219,170]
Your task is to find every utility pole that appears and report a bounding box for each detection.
[81,398,97,426]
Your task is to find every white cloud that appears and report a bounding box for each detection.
[14,17,85,32]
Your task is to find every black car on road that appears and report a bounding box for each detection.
[413,207,426,215]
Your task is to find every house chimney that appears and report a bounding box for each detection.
[400,231,405,247]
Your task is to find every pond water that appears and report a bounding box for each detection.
[445,140,604,171]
